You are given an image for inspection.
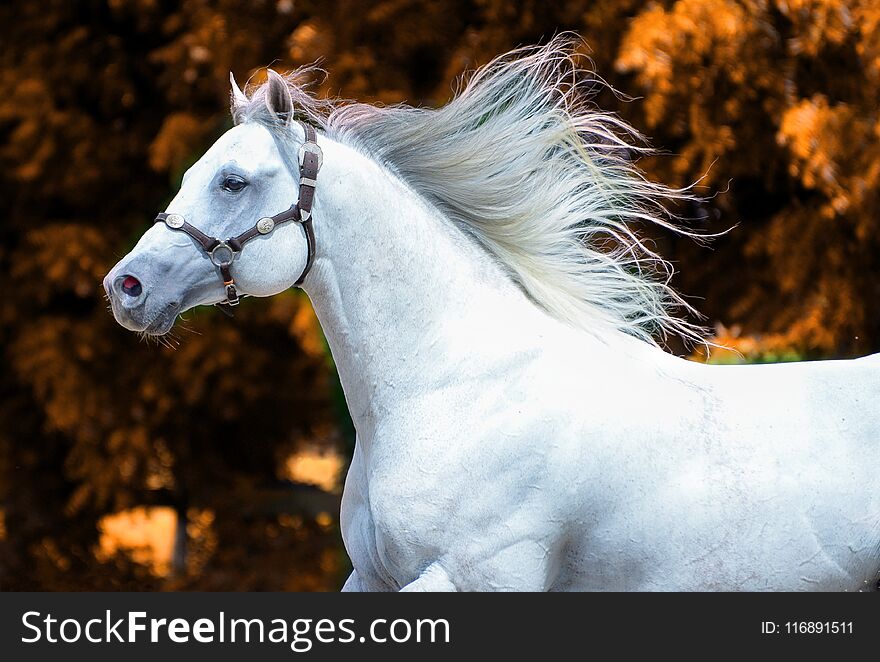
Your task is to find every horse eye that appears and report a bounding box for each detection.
[221,175,248,192]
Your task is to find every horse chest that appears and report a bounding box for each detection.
[340,440,455,589]
[339,400,585,589]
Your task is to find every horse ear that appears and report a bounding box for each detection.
[229,72,248,106]
[265,69,293,124]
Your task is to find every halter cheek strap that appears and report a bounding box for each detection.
[154,121,321,317]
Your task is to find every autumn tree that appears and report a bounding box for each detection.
[1,0,345,591]
[2,0,878,590]
[615,0,880,358]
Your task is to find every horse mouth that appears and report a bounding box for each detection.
[143,303,180,335]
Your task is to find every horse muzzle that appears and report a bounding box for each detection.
[103,266,181,335]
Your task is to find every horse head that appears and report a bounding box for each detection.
[104,71,314,335]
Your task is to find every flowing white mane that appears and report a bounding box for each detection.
[231,35,704,345]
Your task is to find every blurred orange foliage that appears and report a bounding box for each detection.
[2,0,879,590]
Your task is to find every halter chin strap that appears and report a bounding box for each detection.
[154,121,321,317]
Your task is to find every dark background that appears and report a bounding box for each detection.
[1,0,878,590]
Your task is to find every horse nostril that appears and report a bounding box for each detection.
[121,275,142,297]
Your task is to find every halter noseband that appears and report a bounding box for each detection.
[154,121,321,317]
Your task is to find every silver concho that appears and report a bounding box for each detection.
[165,213,185,229]
[256,217,275,235]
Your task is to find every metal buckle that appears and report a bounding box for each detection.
[210,241,236,267]
[298,141,323,173]
[224,283,240,306]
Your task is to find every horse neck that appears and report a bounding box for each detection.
[303,139,552,437]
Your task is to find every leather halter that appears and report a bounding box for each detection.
[154,121,321,317]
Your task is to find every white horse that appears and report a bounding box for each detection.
[104,40,880,591]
